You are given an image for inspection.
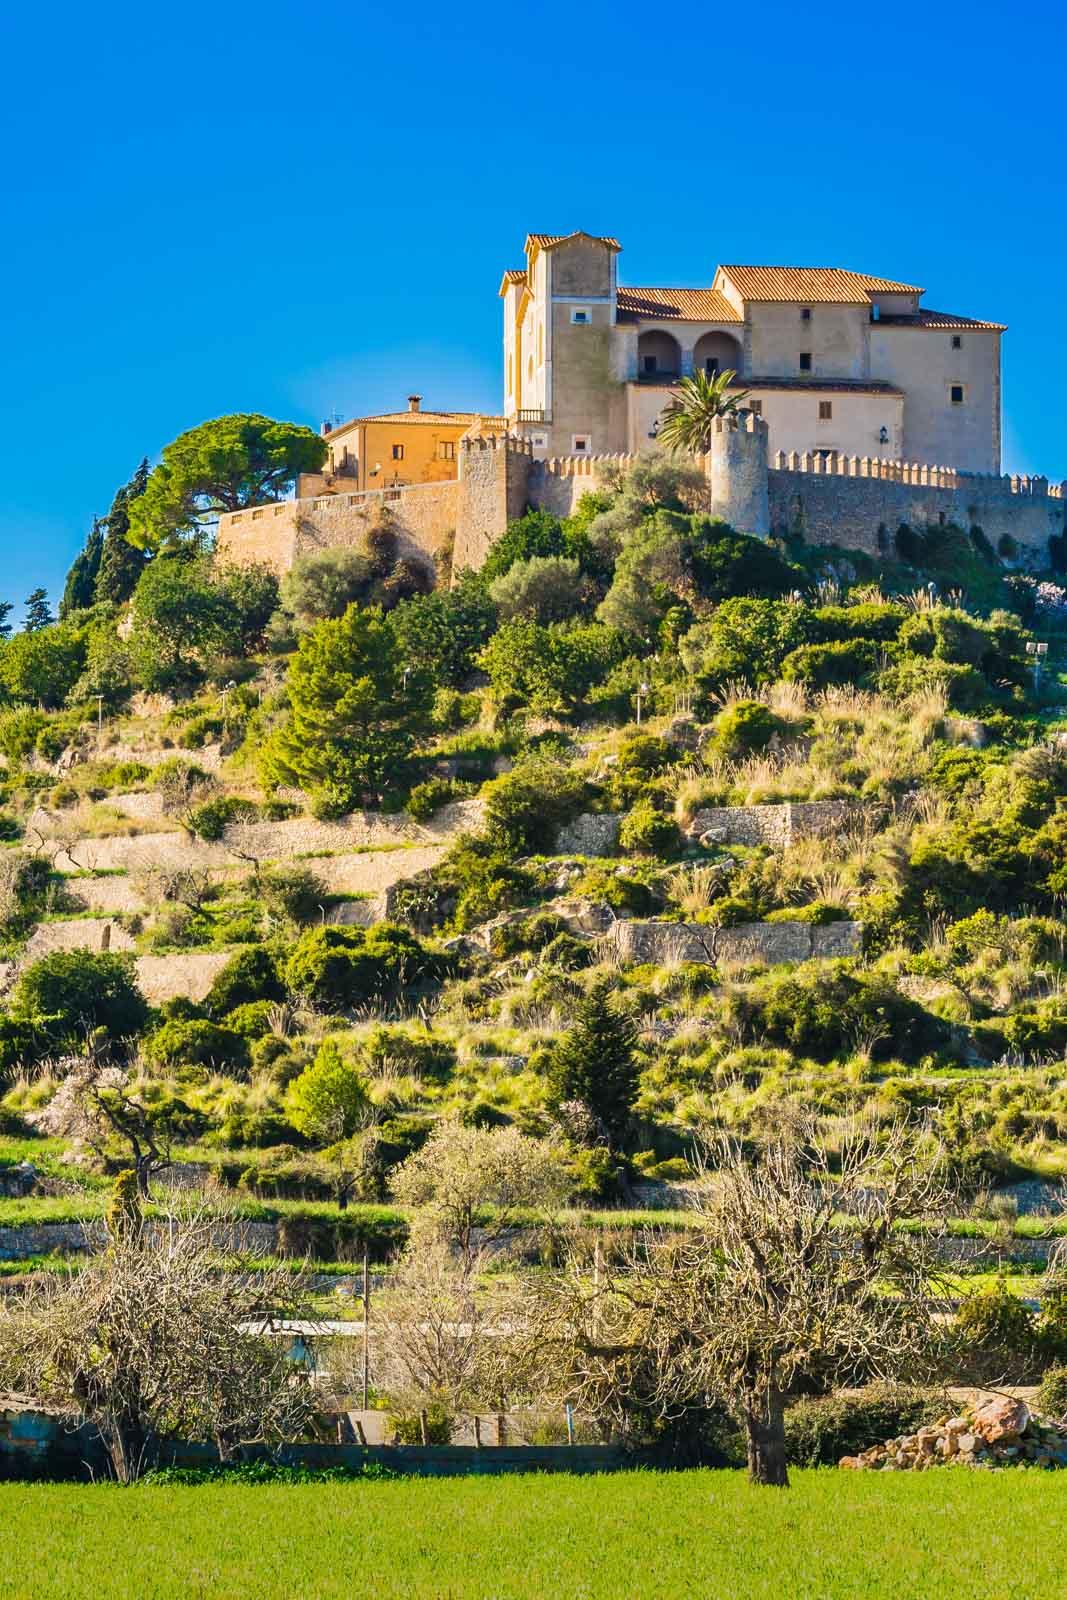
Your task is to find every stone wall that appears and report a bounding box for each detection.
[0,1217,278,1262]
[768,455,1066,562]
[689,800,866,849]
[453,434,533,572]
[607,918,862,966]
[555,813,621,856]
[216,481,460,576]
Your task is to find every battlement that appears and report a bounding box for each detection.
[772,450,1067,499]
[459,431,533,457]
[536,451,637,479]
[713,412,769,438]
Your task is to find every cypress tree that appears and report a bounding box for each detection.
[60,516,105,618]
[95,458,150,605]
[547,977,639,1151]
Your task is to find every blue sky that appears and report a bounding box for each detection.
[1,0,1064,615]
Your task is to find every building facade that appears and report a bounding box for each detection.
[303,395,506,497]
[500,233,1004,473]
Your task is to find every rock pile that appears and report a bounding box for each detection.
[840,1396,1067,1471]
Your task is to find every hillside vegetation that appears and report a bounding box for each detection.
[2,441,1067,1227]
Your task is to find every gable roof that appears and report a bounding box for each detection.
[719,265,924,303]
[881,308,1007,332]
[498,268,527,297]
[616,285,742,324]
[525,231,622,255]
[326,409,501,440]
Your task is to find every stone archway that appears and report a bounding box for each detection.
[693,330,743,378]
[638,329,682,379]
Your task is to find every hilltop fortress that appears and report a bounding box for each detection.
[217,230,1066,577]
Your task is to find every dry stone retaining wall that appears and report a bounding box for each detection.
[689,800,865,849]
[608,918,862,966]
[555,813,621,856]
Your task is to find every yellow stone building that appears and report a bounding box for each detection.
[304,395,505,495]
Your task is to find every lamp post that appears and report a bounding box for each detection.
[1027,640,1049,692]
[635,681,650,726]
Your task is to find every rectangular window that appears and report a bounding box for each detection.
[748,399,762,416]
[571,434,590,454]
[392,443,405,460]
[705,357,720,376]
[818,400,833,420]
[951,335,962,349]
[950,384,965,405]
[800,307,812,322]
[570,308,590,325]
[643,355,657,374]
[438,440,455,460]
[799,352,812,372]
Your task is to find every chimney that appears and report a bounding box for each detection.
[407,394,422,413]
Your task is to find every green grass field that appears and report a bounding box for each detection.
[2,1470,1065,1599]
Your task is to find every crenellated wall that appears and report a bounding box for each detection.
[217,481,460,575]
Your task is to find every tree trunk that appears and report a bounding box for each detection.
[743,1394,789,1487]
[104,1417,151,1483]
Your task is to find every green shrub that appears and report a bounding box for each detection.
[785,1386,946,1467]
[955,1279,1041,1382]
[258,866,325,926]
[389,1403,453,1445]
[723,961,948,1064]
[285,1037,371,1141]
[188,795,258,841]
[1037,1365,1067,1419]
[283,923,444,1009]
[222,1000,275,1039]
[618,799,680,857]
[204,947,284,1017]
[407,776,476,822]
[705,701,786,762]
[483,759,588,853]
[143,1017,251,1075]
[11,949,148,1052]
[780,639,879,690]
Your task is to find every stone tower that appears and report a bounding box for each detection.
[707,413,771,538]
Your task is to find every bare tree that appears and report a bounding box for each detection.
[390,1122,569,1268]
[516,1119,953,1486]
[0,1206,313,1481]
[45,1059,175,1197]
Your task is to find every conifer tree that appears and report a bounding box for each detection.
[547,978,639,1152]
[0,602,12,640]
[22,588,54,632]
[95,458,150,605]
[60,516,105,618]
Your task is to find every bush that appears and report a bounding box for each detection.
[1037,1365,1067,1419]
[187,795,258,841]
[11,950,148,1051]
[407,776,476,823]
[705,700,786,761]
[143,1017,251,1075]
[283,923,444,1009]
[204,947,284,1018]
[222,1000,276,1040]
[722,961,948,1065]
[483,759,588,854]
[784,1386,946,1467]
[285,1037,371,1141]
[955,1278,1041,1382]
[618,799,680,857]
[389,1403,453,1445]
[780,639,879,690]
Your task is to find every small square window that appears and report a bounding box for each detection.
[950,384,965,405]
[438,440,455,460]
[952,335,962,349]
[748,399,762,416]
[818,400,833,420]
[392,443,405,460]
[800,307,812,322]
[570,308,590,325]
[572,435,590,454]
[799,352,812,372]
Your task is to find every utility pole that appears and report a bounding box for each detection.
[361,1246,370,1413]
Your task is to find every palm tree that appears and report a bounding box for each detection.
[657,368,751,456]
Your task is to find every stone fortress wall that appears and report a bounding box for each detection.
[216,418,1067,578]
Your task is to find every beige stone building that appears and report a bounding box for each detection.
[501,233,1005,473]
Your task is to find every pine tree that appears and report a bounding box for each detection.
[0,602,12,640]
[95,458,150,605]
[547,978,639,1152]
[22,588,54,632]
[60,516,105,618]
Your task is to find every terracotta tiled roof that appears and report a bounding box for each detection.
[616,285,742,323]
[719,265,924,303]
[525,231,622,253]
[879,308,1007,332]
[327,410,505,438]
[498,268,527,296]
